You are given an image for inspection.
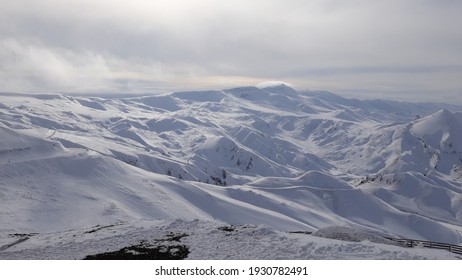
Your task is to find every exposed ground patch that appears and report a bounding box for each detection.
[84,232,190,260]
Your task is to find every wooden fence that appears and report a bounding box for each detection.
[391,239,462,255]
[287,231,462,255]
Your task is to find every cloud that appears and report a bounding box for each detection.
[1,0,461,102]
[0,38,258,93]
[0,39,113,92]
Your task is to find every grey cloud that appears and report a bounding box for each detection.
[1,0,461,102]
[285,65,462,77]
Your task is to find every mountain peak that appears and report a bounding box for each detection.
[413,109,458,131]
[433,109,453,119]
[411,109,462,151]
[256,81,297,96]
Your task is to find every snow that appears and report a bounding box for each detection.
[1,86,462,259]
[256,81,293,89]
[412,109,462,151]
[311,226,397,244]
[0,220,458,260]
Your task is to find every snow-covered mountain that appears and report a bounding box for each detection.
[1,85,462,258]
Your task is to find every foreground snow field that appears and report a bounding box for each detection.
[1,84,461,259]
[1,219,459,260]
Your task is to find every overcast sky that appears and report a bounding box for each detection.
[1,0,461,102]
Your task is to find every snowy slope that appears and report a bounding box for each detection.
[1,85,462,258]
[1,220,459,260]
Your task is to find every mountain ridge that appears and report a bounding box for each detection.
[1,86,461,247]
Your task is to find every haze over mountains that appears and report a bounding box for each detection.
[1,84,462,258]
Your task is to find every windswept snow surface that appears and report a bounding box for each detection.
[1,85,462,259]
[0,220,458,260]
